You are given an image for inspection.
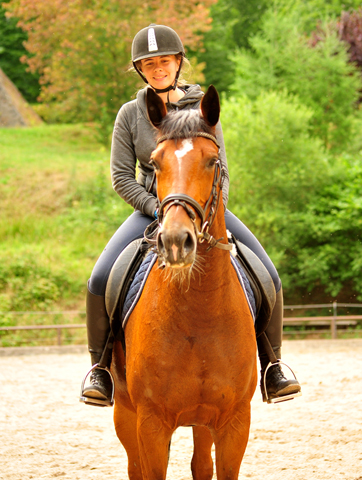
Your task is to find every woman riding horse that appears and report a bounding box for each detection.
[80,24,301,406]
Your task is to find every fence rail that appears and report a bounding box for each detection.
[1,302,362,344]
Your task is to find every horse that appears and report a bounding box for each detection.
[111,85,257,480]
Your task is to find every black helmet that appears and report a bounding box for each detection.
[131,24,185,93]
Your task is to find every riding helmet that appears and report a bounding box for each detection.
[131,24,185,92]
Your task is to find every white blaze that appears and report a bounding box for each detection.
[175,139,193,174]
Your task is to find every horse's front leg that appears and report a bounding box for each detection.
[213,406,251,480]
[137,412,173,480]
[191,426,214,480]
[114,401,143,480]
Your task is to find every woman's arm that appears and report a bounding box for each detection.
[110,103,157,218]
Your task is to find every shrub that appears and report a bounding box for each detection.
[229,7,361,151]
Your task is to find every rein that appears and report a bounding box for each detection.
[144,133,233,252]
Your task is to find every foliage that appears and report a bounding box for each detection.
[281,156,362,298]
[337,8,362,69]
[195,0,269,94]
[222,89,329,231]
[0,124,132,322]
[278,0,362,32]
[3,0,216,143]
[222,88,362,299]
[229,6,362,151]
[0,249,72,312]
[0,4,39,102]
[196,0,362,95]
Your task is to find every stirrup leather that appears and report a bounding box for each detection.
[263,360,302,404]
[79,363,115,407]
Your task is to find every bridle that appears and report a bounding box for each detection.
[144,132,233,252]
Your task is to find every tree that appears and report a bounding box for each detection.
[194,0,269,95]
[195,0,362,96]
[221,89,362,300]
[229,6,362,151]
[3,0,215,140]
[0,5,39,102]
[281,156,362,300]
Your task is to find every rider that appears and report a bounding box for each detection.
[80,24,301,406]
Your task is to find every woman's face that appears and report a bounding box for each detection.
[140,55,181,90]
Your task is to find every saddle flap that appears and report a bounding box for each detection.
[234,238,276,336]
[105,238,144,321]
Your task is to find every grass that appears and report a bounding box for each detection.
[0,124,133,346]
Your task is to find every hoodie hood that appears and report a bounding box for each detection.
[136,84,204,119]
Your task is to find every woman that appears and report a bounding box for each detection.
[80,24,301,406]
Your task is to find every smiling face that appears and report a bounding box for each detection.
[139,55,181,90]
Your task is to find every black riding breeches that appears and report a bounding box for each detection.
[88,209,281,296]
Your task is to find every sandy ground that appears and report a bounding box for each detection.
[1,339,362,480]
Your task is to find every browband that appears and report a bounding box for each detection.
[157,132,220,148]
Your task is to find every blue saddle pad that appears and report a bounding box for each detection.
[121,252,157,329]
[121,252,256,329]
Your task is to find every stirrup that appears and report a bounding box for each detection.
[263,360,302,404]
[79,363,115,407]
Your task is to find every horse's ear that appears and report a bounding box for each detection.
[146,88,167,128]
[200,85,220,127]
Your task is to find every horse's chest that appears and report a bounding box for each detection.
[126,324,255,412]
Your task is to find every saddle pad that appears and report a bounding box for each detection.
[121,251,256,330]
[121,252,158,329]
[230,254,256,321]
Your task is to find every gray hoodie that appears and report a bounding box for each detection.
[110,84,229,218]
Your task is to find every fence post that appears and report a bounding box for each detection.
[331,301,337,339]
[57,327,62,346]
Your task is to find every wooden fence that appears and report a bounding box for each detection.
[283,302,362,338]
[0,302,362,345]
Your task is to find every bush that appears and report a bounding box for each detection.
[222,88,362,299]
[229,6,361,150]
[222,90,333,292]
[284,155,362,298]
[0,249,74,316]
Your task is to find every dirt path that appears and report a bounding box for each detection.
[1,339,361,480]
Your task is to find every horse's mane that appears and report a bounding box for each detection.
[158,109,214,140]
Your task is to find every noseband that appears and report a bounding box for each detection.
[145,133,233,252]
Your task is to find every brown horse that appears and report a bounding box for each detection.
[111,85,257,480]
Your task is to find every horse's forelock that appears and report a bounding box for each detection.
[158,109,214,140]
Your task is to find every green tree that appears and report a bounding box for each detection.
[222,88,362,299]
[281,156,362,299]
[229,6,362,150]
[0,4,39,102]
[197,0,362,95]
[195,0,269,94]
[222,90,334,292]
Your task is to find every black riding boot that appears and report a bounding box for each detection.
[79,284,114,407]
[257,288,301,403]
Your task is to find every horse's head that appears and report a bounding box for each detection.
[146,85,228,273]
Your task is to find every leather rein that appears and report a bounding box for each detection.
[144,132,233,252]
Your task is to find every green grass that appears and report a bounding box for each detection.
[0,124,133,345]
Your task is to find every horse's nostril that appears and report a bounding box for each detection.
[183,232,195,255]
[157,232,166,253]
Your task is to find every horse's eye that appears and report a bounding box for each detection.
[150,159,160,171]
[207,158,218,168]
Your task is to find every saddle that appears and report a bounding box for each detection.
[105,237,276,341]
